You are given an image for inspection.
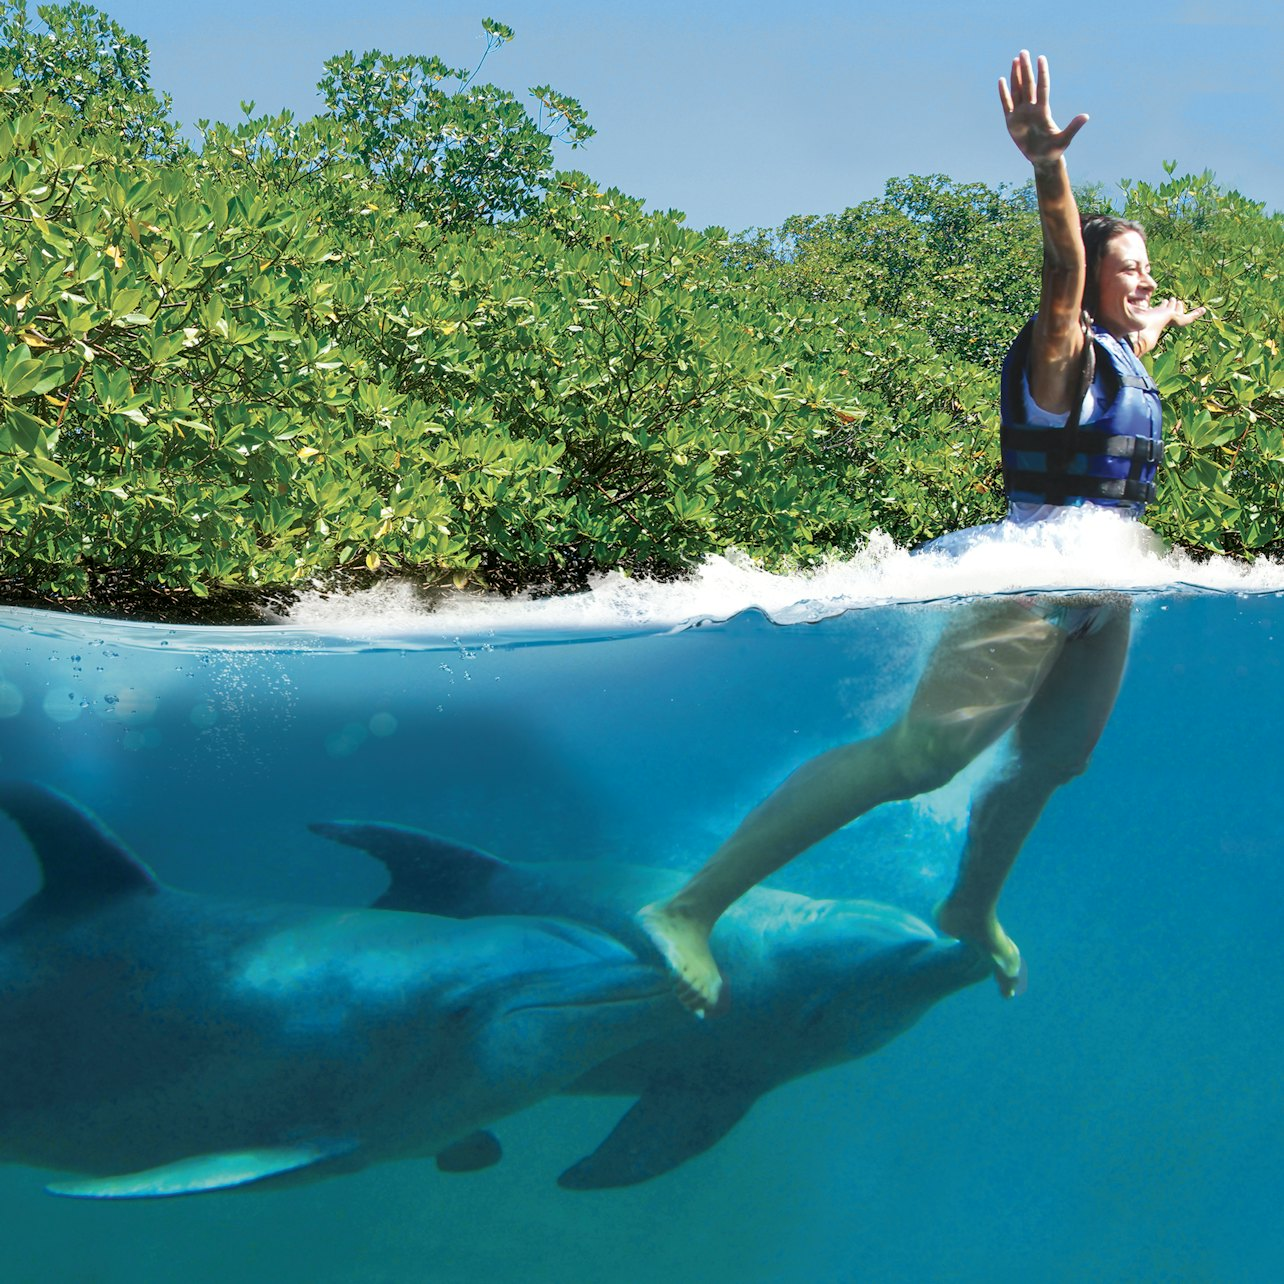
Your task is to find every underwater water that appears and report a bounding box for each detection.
[0,513,1281,1283]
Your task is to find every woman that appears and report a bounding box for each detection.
[639,51,1204,1014]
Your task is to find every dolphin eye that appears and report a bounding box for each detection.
[444,998,473,1027]
[798,992,827,1031]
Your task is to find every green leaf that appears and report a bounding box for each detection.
[0,406,52,454]
[28,454,73,482]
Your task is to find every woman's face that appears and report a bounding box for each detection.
[1094,230,1156,337]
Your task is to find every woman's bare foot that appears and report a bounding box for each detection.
[934,898,1024,998]
[637,901,723,1014]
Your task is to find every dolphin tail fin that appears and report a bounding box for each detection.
[558,1086,757,1189]
[0,779,159,909]
[308,820,505,916]
[45,1140,358,1200]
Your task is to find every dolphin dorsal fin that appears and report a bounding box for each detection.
[0,780,159,908]
[308,820,504,915]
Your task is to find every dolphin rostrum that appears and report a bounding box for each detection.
[0,781,678,1199]
[310,820,990,1188]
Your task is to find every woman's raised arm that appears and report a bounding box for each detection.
[1002,51,1089,414]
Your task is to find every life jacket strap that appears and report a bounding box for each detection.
[1001,427,1164,464]
[1003,472,1158,504]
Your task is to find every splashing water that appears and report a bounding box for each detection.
[279,510,1284,638]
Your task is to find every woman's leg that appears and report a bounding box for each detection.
[641,598,1069,1010]
[937,601,1131,991]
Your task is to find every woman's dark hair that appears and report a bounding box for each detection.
[1079,214,1146,319]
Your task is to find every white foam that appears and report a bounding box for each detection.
[278,508,1284,634]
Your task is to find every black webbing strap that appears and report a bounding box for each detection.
[1002,472,1157,503]
[1001,426,1163,463]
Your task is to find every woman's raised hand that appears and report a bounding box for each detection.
[1000,51,1088,170]
[1134,297,1208,354]
[1148,298,1207,330]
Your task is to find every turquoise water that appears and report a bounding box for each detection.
[0,561,1281,1281]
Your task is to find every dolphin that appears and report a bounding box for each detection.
[0,781,680,1199]
[309,821,991,1188]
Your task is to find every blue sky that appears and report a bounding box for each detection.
[98,0,1284,231]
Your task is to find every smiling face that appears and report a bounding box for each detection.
[1093,230,1156,338]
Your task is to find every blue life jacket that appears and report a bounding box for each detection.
[999,317,1163,507]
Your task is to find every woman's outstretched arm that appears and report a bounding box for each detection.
[1002,50,1089,414]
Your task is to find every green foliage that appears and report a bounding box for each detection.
[1,5,1283,614]
[0,0,182,160]
[0,97,362,598]
[735,176,1043,369]
[1121,167,1284,554]
[314,18,592,225]
[0,80,859,601]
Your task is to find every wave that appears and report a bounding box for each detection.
[4,508,1281,652]
[279,507,1284,634]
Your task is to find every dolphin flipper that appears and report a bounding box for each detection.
[45,1140,357,1199]
[309,821,503,916]
[436,1130,503,1173]
[558,1087,758,1189]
